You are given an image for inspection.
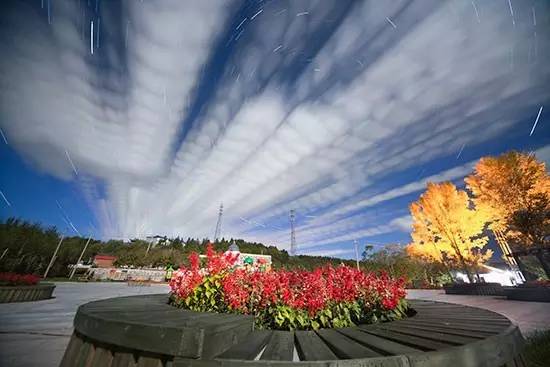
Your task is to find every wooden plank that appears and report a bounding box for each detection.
[413,311,508,320]
[137,356,163,367]
[414,316,510,324]
[359,326,454,351]
[416,312,508,320]
[295,330,337,361]
[260,331,294,361]
[316,328,381,358]
[112,352,137,367]
[75,341,94,367]
[217,330,272,360]
[388,322,491,338]
[381,324,479,345]
[415,309,505,320]
[59,333,84,367]
[90,346,113,366]
[397,317,510,331]
[409,311,502,319]
[337,328,422,355]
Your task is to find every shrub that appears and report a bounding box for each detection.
[0,272,41,286]
[523,329,550,367]
[169,245,408,330]
[522,280,550,287]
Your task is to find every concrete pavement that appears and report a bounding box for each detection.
[407,289,550,335]
[0,282,169,367]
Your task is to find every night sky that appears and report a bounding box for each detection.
[1,0,549,259]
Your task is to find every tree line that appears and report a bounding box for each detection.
[0,220,362,278]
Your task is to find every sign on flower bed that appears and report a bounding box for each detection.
[169,245,409,330]
[0,272,55,303]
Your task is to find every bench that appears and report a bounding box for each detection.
[59,294,526,367]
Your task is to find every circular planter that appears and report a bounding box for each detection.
[59,294,526,367]
[443,282,503,296]
[503,285,550,302]
[0,283,56,303]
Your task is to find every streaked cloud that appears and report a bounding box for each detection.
[1,0,549,256]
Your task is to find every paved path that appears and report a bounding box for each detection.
[1,284,549,367]
[0,282,169,367]
[407,289,550,336]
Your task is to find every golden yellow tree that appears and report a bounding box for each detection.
[465,151,550,234]
[409,182,492,282]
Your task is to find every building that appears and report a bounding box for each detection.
[454,263,524,286]
[93,254,117,268]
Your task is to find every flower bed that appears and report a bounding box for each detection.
[61,295,526,366]
[0,272,55,303]
[169,245,408,330]
[0,272,41,286]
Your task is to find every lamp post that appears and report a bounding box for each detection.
[43,235,64,279]
[69,236,92,279]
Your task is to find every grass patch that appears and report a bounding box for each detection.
[524,329,550,367]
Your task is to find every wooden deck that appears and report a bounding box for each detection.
[59,294,526,367]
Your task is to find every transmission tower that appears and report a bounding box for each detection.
[289,209,296,256]
[213,203,223,241]
[492,228,524,281]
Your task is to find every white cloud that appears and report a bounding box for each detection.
[536,145,550,166]
[1,0,549,248]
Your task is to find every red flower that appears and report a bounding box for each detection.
[169,248,407,326]
[0,272,40,286]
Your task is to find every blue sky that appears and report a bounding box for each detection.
[1,0,549,259]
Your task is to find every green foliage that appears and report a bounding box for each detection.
[362,244,448,288]
[173,282,409,331]
[181,274,227,313]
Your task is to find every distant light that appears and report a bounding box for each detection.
[90,21,94,55]
[386,17,397,29]
[0,190,11,207]
[251,9,263,20]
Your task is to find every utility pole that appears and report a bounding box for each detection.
[43,235,64,279]
[69,236,92,279]
[146,240,153,256]
[289,209,296,256]
[214,203,223,241]
[354,240,360,270]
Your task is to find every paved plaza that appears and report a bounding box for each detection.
[406,289,550,335]
[0,283,549,367]
[0,282,169,367]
